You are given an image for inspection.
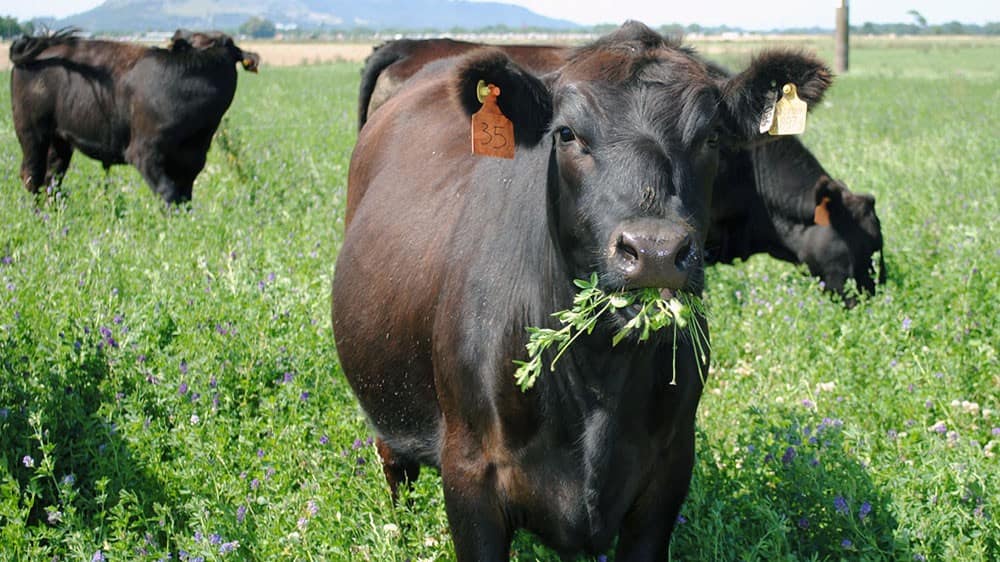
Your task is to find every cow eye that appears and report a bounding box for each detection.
[706,130,720,149]
[557,127,576,143]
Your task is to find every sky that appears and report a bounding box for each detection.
[0,0,996,28]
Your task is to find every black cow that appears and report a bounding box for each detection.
[357,37,885,302]
[9,28,259,204]
[333,22,831,560]
[710,136,885,302]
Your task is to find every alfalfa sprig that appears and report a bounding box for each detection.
[513,273,708,391]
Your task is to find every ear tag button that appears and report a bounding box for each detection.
[471,80,515,159]
[769,83,808,136]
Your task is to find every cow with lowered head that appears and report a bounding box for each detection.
[357,37,885,304]
[9,28,259,204]
[333,22,831,560]
[709,136,885,304]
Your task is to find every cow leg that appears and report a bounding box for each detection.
[128,143,185,204]
[17,136,50,195]
[440,441,511,562]
[375,438,420,502]
[44,137,74,187]
[613,430,695,561]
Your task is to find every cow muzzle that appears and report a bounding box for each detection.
[609,219,699,291]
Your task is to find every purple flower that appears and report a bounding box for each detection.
[282,372,294,383]
[61,474,75,486]
[180,360,188,375]
[307,500,318,516]
[250,478,260,490]
[801,399,815,409]
[0,408,8,419]
[859,501,872,520]
[841,539,853,549]
[352,438,364,450]
[257,448,265,458]
[300,391,310,401]
[834,496,849,515]
[1,256,11,265]
[178,382,188,395]
[22,455,34,468]
[902,317,912,330]
[319,434,329,445]
[113,314,123,324]
[992,427,1000,436]
[210,376,218,388]
[92,551,105,562]
[676,514,687,525]
[219,541,239,555]
[914,555,927,562]
[356,456,366,466]
[797,517,809,529]
[597,556,608,562]
[209,533,221,545]
[781,446,796,464]
[236,504,247,523]
[194,531,203,542]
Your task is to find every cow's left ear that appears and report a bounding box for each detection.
[721,50,832,141]
[453,49,553,147]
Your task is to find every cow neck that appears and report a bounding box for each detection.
[752,138,828,254]
[752,137,828,226]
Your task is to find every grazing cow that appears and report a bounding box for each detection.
[9,28,259,204]
[709,136,885,303]
[357,37,885,301]
[333,22,831,560]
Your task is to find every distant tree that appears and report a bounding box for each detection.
[0,15,26,39]
[907,9,928,28]
[659,23,684,38]
[239,17,276,39]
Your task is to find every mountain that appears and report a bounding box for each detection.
[58,0,581,33]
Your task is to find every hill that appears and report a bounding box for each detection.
[57,0,580,33]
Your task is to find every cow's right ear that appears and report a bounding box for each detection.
[453,49,553,147]
[813,176,844,226]
[721,50,833,141]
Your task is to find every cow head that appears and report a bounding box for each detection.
[453,22,831,327]
[802,176,885,304]
[169,29,260,72]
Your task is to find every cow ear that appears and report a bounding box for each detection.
[813,176,843,226]
[169,29,193,52]
[721,49,832,141]
[453,49,553,147]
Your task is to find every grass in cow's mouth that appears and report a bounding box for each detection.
[513,273,709,391]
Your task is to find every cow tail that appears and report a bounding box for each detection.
[9,27,79,67]
[357,43,406,130]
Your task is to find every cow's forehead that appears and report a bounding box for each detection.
[552,48,721,147]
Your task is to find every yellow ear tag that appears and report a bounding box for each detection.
[769,83,808,136]
[471,80,515,159]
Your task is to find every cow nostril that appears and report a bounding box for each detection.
[616,236,639,264]
[674,236,692,270]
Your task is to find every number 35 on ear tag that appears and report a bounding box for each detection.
[471,80,515,159]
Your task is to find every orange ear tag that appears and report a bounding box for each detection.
[814,196,831,226]
[471,80,515,159]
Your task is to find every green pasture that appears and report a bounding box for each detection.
[1,38,997,561]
